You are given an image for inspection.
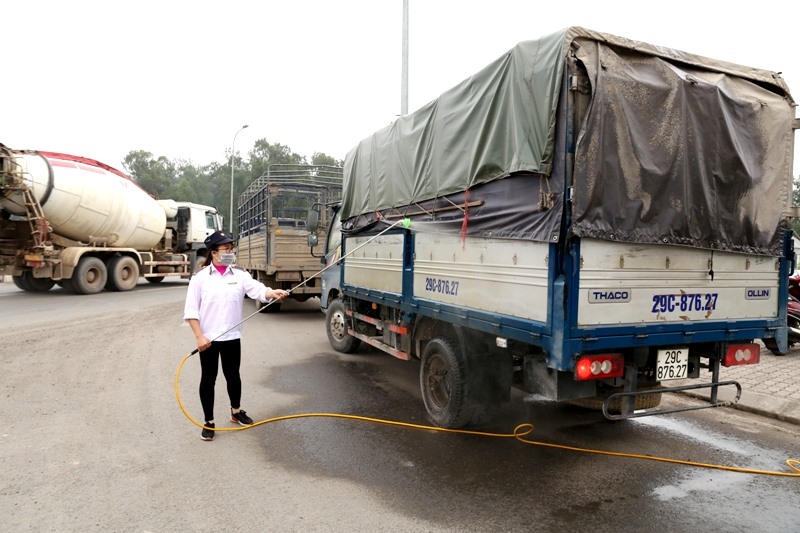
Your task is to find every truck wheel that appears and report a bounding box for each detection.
[146,276,164,284]
[71,256,107,295]
[188,251,203,273]
[23,271,55,292]
[762,338,785,355]
[12,275,33,291]
[420,337,471,429]
[326,299,361,353]
[57,279,76,294]
[12,273,54,292]
[106,256,139,291]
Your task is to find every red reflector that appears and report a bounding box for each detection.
[575,354,624,381]
[723,344,760,367]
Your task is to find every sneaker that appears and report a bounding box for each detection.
[201,422,215,441]
[230,409,254,426]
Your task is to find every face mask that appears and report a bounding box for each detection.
[218,252,236,266]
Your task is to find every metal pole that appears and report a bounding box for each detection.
[229,124,249,233]
[401,0,409,115]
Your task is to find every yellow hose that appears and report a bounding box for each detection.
[175,352,800,478]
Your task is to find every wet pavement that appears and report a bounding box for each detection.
[1,276,797,426]
[674,342,800,426]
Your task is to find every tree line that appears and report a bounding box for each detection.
[122,138,342,233]
[123,140,800,239]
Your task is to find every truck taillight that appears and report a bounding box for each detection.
[25,254,44,267]
[723,344,760,367]
[575,354,624,381]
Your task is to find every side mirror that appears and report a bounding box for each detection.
[308,233,318,248]
[307,208,320,232]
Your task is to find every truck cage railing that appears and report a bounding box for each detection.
[238,164,343,206]
[237,164,343,237]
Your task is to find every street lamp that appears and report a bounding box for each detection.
[229,124,249,233]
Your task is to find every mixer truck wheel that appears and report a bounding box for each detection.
[106,256,139,292]
[14,272,55,292]
[22,271,55,292]
[12,275,33,291]
[420,337,471,429]
[71,256,108,295]
[57,279,76,294]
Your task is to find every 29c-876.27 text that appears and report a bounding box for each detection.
[424,277,460,296]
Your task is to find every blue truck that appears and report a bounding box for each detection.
[308,27,797,428]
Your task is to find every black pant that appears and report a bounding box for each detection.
[198,339,242,422]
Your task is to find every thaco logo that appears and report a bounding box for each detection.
[588,290,631,303]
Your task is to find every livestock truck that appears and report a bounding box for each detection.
[236,164,342,312]
[308,27,798,428]
[0,146,223,294]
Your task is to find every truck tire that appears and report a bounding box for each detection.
[325,299,361,353]
[23,271,55,292]
[12,273,55,292]
[57,279,76,294]
[146,276,164,284]
[71,256,107,295]
[12,275,33,291]
[762,338,784,355]
[420,337,471,429]
[106,256,139,292]
[188,251,203,273]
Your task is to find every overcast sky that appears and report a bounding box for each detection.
[3,1,798,174]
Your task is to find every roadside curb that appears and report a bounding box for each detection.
[677,386,800,426]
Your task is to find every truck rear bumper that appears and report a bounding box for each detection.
[602,380,742,420]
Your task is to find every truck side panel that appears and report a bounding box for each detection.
[239,228,325,291]
[577,240,780,326]
[239,231,269,272]
[413,233,549,322]
[344,232,552,323]
[344,234,403,293]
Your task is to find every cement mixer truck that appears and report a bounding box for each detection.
[0,145,223,294]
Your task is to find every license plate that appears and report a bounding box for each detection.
[656,347,689,381]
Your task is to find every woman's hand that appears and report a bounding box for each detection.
[196,334,212,352]
[267,289,289,300]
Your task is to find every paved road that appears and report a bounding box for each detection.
[1,275,798,428]
[676,343,800,425]
[1,278,798,532]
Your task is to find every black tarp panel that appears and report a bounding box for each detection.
[571,39,794,255]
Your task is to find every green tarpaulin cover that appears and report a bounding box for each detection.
[341,27,795,255]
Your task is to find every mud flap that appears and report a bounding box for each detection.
[459,328,513,406]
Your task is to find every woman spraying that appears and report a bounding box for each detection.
[183,230,288,441]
